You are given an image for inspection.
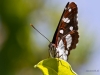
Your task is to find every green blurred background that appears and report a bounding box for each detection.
[0,0,99,75]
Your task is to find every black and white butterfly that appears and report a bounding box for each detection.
[31,2,79,61]
[48,2,79,61]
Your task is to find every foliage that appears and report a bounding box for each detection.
[34,58,77,75]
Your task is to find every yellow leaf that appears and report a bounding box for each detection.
[34,58,77,75]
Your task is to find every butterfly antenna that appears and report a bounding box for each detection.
[30,24,51,43]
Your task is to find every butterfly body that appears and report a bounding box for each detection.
[49,2,79,61]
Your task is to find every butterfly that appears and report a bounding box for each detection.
[48,2,79,61]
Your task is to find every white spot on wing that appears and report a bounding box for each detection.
[69,26,73,31]
[69,8,71,12]
[77,14,78,17]
[65,34,72,49]
[62,17,70,23]
[77,17,78,21]
[59,30,64,34]
[62,17,68,22]
[67,19,70,23]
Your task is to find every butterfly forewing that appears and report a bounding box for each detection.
[49,2,79,61]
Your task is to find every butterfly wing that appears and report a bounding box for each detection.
[51,2,79,60]
[52,2,70,44]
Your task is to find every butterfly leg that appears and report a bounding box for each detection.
[48,49,51,58]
